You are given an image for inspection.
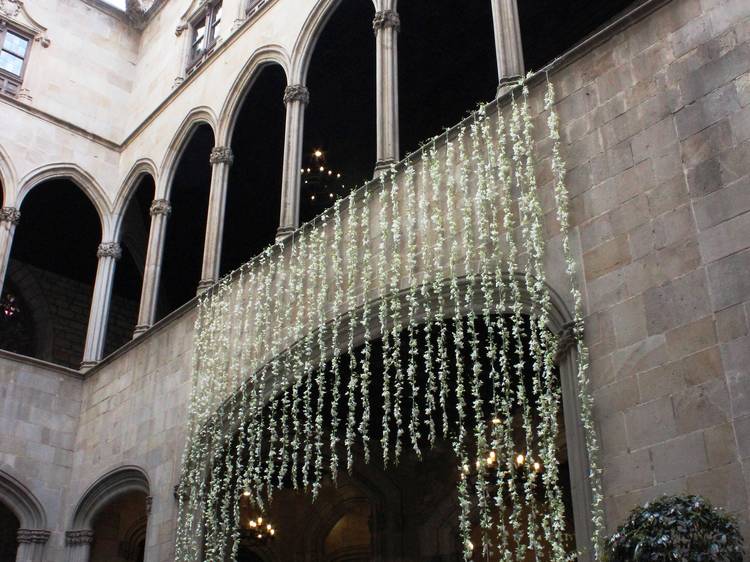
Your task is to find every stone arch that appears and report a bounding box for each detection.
[111,159,159,239]
[0,469,47,529]
[157,107,218,200]
[16,164,112,240]
[0,143,18,205]
[70,465,150,530]
[290,0,377,85]
[217,45,291,146]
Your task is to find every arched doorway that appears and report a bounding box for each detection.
[222,64,287,274]
[158,124,214,320]
[89,491,147,562]
[299,0,376,224]
[0,501,19,561]
[105,174,154,355]
[4,179,102,368]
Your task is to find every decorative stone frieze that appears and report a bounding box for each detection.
[150,199,172,216]
[97,242,122,260]
[0,207,20,225]
[554,321,576,364]
[283,84,309,105]
[17,529,51,544]
[209,146,234,165]
[0,0,21,18]
[372,10,400,33]
[66,529,94,545]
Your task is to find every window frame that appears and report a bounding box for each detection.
[186,0,222,73]
[0,20,32,97]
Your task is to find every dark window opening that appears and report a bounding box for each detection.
[300,0,375,224]
[157,124,214,320]
[222,64,286,275]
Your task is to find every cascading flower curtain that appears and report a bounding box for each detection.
[175,79,604,561]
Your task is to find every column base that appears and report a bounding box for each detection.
[80,360,98,371]
[373,159,396,178]
[133,324,151,339]
[275,226,295,243]
[197,279,215,294]
[496,75,523,99]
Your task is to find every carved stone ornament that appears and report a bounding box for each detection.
[150,199,172,216]
[554,321,577,364]
[146,495,153,514]
[125,0,148,30]
[97,241,122,260]
[175,23,187,36]
[0,206,20,225]
[372,10,400,33]
[283,84,310,105]
[66,530,95,545]
[0,0,21,18]
[209,146,234,165]
[17,529,51,544]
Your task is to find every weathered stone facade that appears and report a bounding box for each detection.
[1,0,750,560]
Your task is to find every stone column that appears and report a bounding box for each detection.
[134,199,171,337]
[64,530,94,562]
[373,9,400,176]
[16,529,50,562]
[276,84,309,240]
[198,146,234,293]
[0,206,20,294]
[490,0,524,95]
[81,242,122,369]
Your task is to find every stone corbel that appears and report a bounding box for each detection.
[554,321,577,364]
[283,84,309,105]
[372,9,400,33]
[209,146,233,165]
[149,199,172,216]
[97,241,122,260]
[175,23,187,36]
[0,206,21,225]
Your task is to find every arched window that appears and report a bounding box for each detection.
[5,178,102,368]
[299,0,376,224]
[158,124,215,320]
[222,64,287,274]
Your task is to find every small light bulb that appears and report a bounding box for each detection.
[328,170,332,175]
[533,461,541,472]
[307,168,311,172]
[489,451,496,461]
[329,193,334,198]
[314,150,322,158]
[311,195,315,200]
[266,524,272,530]
[258,517,263,524]
[516,453,525,466]
[467,540,474,551]
[492,417,501,425]
[243,490,251,497]
[319,166,324,172]
[270,529,275,536]
[462,464,470,474]
[336,173,341,178]
[257,534,262,539]
[249,521,256,528]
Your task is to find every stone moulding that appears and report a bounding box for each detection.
[17,529,51,544]
[283,84,310,105]
[65,529,94,545]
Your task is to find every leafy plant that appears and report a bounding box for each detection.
[605,495,744,561]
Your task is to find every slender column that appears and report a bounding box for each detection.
[276,84,309,240]
[0,206,20,294]
[373,9,400,176]
[134,199,171,337]
[81,242,122,369]
[198,146,234,293]
[16,529,50,562]
[65,530,94,562]
[490,0,524,95]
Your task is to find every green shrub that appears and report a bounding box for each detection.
[604,495,744,561]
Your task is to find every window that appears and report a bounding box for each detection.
[0,22,31,96]
[188,1,222,71]
[245,0,267,17]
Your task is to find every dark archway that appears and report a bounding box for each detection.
[519,0,636,71]
[398,0,498,157]
[105,174,154,354]
[4,179,101,368]
[300,0,376,224]
[89,491,148,562]
[0,501,19,562]
[158,124,215,320]
[222,64,287,274]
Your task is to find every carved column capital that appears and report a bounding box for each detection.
[209,146,234,165]
[66,529,94,545]
[554,322,577,364]
[283,84,310,105]
[0,206,20,225]
[17,529,51,544]
[97,242,122,260]
[150,199,172,216]
[373,9,400,33]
